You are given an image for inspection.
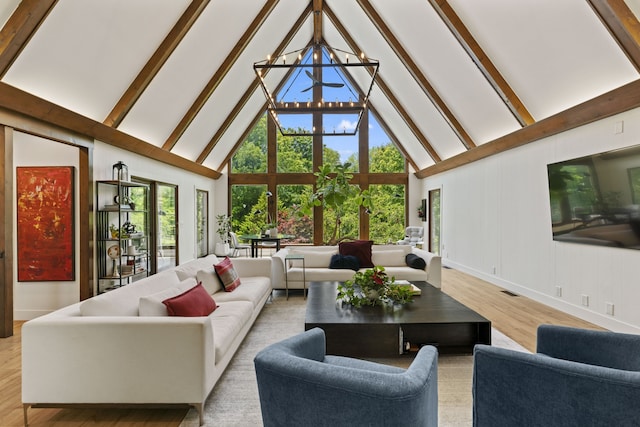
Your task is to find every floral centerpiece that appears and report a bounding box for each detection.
[337,266,414,307]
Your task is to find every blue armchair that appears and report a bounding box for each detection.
[473,324,640,427]
[254,328,438,427]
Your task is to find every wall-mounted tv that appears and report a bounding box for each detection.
[547,143,640,250]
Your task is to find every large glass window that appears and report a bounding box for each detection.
[429,189,441,255]
[196,189,208,258]
[230,184,268,236]
[156,183,178,272]
[369,185,405,244]
[229,56,408,245]
[232,115,267,174]
[277,185,313,243]
[277,134,312,173]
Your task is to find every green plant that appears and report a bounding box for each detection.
[216,214,231,244]
[299,162,372,245]
[337,266,414,307]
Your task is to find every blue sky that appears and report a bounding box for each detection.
[273,48,390,163]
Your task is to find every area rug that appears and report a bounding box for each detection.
[180,291,528,427]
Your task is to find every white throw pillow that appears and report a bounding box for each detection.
[371,250,407,267]
[196,267,223,294]
[288,249,337,268]
[139,277,198,316]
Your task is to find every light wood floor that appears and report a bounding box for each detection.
[1,267,603,426]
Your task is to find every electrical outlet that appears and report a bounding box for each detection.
[614,120,624,134]
[555,286,562,297]
[581,294,589,307]
[606,302,615,316]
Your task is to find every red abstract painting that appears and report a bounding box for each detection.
[16,166,75,282]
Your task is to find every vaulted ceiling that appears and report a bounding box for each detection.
[1,0,640,179]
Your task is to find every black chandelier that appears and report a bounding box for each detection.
[254,43,379,137]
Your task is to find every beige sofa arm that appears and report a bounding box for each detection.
[411,247,442,288]
[271,248,289,289]
[229,257,272,279]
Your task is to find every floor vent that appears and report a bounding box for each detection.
[443,265,451,269]
[501,290,519,297]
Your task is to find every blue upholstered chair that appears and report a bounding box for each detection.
[254,328,438,427]
[473,324,640,427]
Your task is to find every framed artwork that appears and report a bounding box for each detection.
[16,166,75,281]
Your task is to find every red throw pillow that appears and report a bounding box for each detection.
[339,240,374,268]
[214,257,241,292]
[162,283,217,316]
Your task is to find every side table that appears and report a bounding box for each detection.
[284,253,306,300]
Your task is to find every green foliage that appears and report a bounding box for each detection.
[299,162,372,244]
[231,115,267,173]
[337,266,414,307]
[277,134,312,173]
[370,143,404,173]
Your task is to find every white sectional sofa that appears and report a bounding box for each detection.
[22,254,272,425]
[272,244,442,290]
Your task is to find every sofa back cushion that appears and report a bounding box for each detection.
[371,249,408,267]
[80,271,181,316]
[139,277,198,316]
[288,248,338,268]
[196,267,223,294]
[174,254,219,281]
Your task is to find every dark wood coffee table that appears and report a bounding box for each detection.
[304,281,491,357]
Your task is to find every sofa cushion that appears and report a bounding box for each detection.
[339,240,374,268]
[162,283,217,317]
[196,267,223,294]
[138,277,198,316]
[214,257,241,292]
[80,271,181,316]
[212,276,271,307]
[329,254,360,271]
[288,249,337,268]
[372,250,407,267]
[210,300,254,361]
[174,254,219,281]
[406,253,427,270]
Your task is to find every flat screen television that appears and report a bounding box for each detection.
[547,143,640,250]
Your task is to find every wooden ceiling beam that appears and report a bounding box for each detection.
[587,0,640,72]
[196,4,313,165]
[355,0,475,150]
[0,0,57,78]
[103,0,210,128]
[416,78,640,178]
[428,0,535,127]
[163,0,279,151]
[313,0,323,44]
[325,4,441,162]
[0,81,220,179]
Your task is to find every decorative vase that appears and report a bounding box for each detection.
[215,242,230,256]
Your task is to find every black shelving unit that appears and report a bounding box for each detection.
[96,180,150,294]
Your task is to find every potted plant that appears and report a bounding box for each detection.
[337,266,415,307]
[215,214,231,256]
[299,162,372,245]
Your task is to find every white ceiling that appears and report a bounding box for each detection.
[1,0,638,174]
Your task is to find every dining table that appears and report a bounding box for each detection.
[238,234,294,257]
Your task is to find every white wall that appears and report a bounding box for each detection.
[13,138,217,320]
[423,108,640,333]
